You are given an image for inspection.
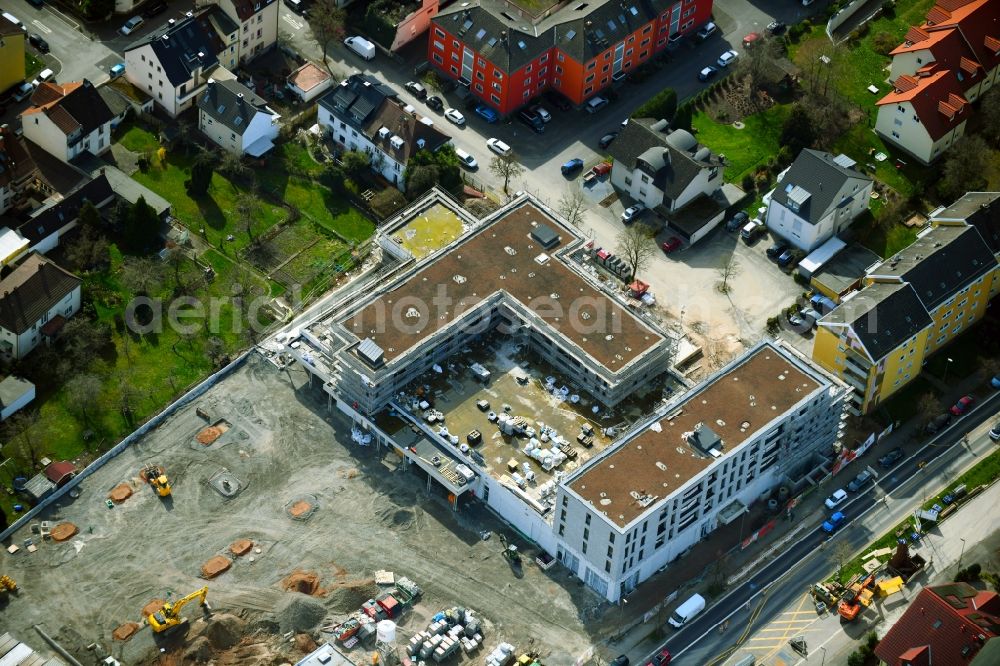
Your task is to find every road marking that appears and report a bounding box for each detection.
[44,6,79,30]
[32,20,52,34]
[282,15,303,30]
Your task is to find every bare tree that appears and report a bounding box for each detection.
[918,392,943,425]
[736,38,784,101]
[65,373,103,424]
[4,411,40,468]
[615,224,657,279]
[120,256,165,296]
[557,187,587,228]
[219,151,250,182]
[832,540,854,582]
[311,0,347,66]
[235,189,263,248]
[206,336,227,367]
[117,371,138,425]
[717,257,741,294]
[489,152,525,194]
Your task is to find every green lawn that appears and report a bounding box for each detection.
[692,105,791,183]
[851,213,919,258]
[117,120,162,154]
[25,52,44,80]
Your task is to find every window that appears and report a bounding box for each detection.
[433,40,444,51]
[524,77,532,86]
[475,83,483,93]
[523,90,530,99]
[493,81,501,91]
[605,560,611,573]
[491,93,501,104]
[141,54,146,62]
[435,27,445,39]
[452,40,460,49]
[558,524,565,536]
[476,71,485,80]
[433,53,443,64]
[525,64,532,73]
[478,58,485,68]
[585,73,595,83]
[539,66,547,76]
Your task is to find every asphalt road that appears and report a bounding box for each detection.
[659,388,1000,665]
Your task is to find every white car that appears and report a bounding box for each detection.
[455,148,478,169]
[824,489,848,510]
[486,138,511,156]
[621,203,646,223]
[717,49,739,67]
[31,68,54,88]
[119,15,144,35]
[532,106,552,123]
[444,108,466,126]
[696,21,717,41]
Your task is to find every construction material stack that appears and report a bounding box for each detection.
[405,607,484,662]
[486,643,517,666]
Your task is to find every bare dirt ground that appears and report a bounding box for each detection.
[1,357,601,665]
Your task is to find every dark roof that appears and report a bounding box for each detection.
[196,4,239,52]
[931,191,1000,256]
[0,127,36,190]
[875,583,1000,666]
[434,0,675,72]
[771,150,872,225]
[227,0,276,22]
[318,74,398,130]
[607,118,671,166]
[126,15,220,87]
[810,243,882,298]
[821,282,933,361]
[97,86,130,119]
[363,100,451,166]
[610,120,721,200]
[21,80,115,139]
[21,139,88,194]
[44,460,76,484]
[869,225,997,310]
[197,78,274,135]
[17,174,114,245]
[0,253,81,335]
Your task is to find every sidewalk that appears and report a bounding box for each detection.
[592,369,991,662]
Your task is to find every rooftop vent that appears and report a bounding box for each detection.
[390,135,404,150]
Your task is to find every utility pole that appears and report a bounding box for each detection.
[957,537,967,571]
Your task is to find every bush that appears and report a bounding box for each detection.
[632,88,678,122]
[872,32,898,55]
[766,317,781,336]
[741,174,756,192]
[957,563,982,582]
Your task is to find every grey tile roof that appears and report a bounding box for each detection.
[609,120,721,200]
[197,78,273,135]
[771,149,872,226]
[97,86,130,119]
[17,174,114,245]
[931,191,1000,256]
[126,15,220,87]
[868,225,998,311]
[822,282,932,362]
[318,74,398,131]
[435,0,675,73]
[0,253,81,335]
[363,101,451,167]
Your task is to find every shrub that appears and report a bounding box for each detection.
[872,32,898,55]
[957,563,983,582]
[741,174,756,192]
[766,317,781,336]
[632,88,678,122]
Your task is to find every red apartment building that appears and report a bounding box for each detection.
[428,0,712,115]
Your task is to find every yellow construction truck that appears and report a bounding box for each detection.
[141,464,171,498]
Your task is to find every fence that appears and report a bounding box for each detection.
[0,352,252,543]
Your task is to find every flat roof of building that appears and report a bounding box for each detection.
[343,202,663,371]
[811,243,882,299]
[568,344,820,528]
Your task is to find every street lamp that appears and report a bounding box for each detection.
[943,357,955,383]
[820,646,828,666]
[957,538,967,571]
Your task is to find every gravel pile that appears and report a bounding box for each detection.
[275,595,327,634]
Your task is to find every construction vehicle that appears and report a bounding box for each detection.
[141,464,171,497]
[0,575,17,596]
[838,572,876,621]
[147,586,210,632]
[499,534,521,566]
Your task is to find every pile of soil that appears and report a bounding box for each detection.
[108,484,133,503]
[294,633,317,653]
[183,635,212,662]
[201,613,245,649]
[289,501,312,518]
[197,426,223,445]
[49,522,78,542]
[201,555,232,579]
[141,599,166,619]
[326,580,378,615]
[274,595,327,634]
[229,539,254,556]
[281,570,322,596]
[112,622,140,641]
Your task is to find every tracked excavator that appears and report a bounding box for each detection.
[147,586,211,632]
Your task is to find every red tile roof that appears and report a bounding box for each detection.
[877,70,969,141]
[875,583,1000,666]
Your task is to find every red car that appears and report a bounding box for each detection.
[950,395,975,416]
[742,32,761,47]
[645,649,671,666]
[661,237,682,253]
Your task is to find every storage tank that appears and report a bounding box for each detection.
[376,619,397,643]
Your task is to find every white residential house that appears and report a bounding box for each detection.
[286,62,334,103]
[765,150,873,252]
[197,78,280,156]
[0,253,82,360]
[198,0,278,63]
[608,120,724,212]
[19,80,115,164]
[874,71,969,164]
[123,14,223,118]
[318,74,450,192]
[0,125,36,215]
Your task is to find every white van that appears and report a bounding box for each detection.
[585,95,609,114]
[668,593,706,628]
[344,36,376,61]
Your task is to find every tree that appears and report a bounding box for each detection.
[940,135,990,201]
[832,540,853,581]
[341,150,371,182]
[65,225,110,271]
[235,190,263,247]
[737,38,784,99]
[323,164,347,193]
[871,32,898,56]
[124,196,162,253]
[219,151,251,183]
[4,411,40,468]
[311,0,347,65]
[206,336,227,367]
[65,373,103,424]
[615,224,656,279]
[918,392,943,425]
[369,188,407,219]
[407,165,440,200]
[62,318,113,370]
[806,93,851,150]
[780,104,817,156]
[120,256,165,296]
[489,152,525,194]
[81,0,113,19]
[717,257,740,294]
[632,88,677,121]
[78,201,103,230]
[557,188,587,228]
[672,103,693,132]
[117,371,138,424]
[978,86,1000,147]
[188,152,214,196]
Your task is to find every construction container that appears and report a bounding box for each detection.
[377,593,400,618]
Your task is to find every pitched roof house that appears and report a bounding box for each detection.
[0,125,37,216]
[0,253,82,360]
[199,0,279,63]
[765,150,873,252]
[875,70,969,164]
[19,80,115,164]
[318,74,450,192]
[16,173,115,254]
[197,78,280,156]
[874,582,1000,666]
[929,191,1000,258]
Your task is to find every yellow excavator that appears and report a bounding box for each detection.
[141,464,171,497]
[147,586,211,633]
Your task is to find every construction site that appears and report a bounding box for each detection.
[0,357,601,665]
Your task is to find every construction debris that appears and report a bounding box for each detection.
[112,623,140,642]
[282,570,323,596]
[108,484,133,503]
[230,539,254,556]
[201,556,232,579]
[49,522,78,542]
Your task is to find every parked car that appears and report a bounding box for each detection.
[661,237,682,254]
[950,395,975,416]
[599,132,618,149]
[766,241,789,260]
[454,148,478,170]
[778,249,797,268]
[404,81,427,99]
[31,68,54,88]
[822,511,846,533]
[622,203,646,224]
[426,95,444,112]
[767,21,787,35]
[544,90,572,111]
[284,0,305,14]
[990,421,1000,442]
[444,108,465,125]
[28,33,49,52]
[611,657,630,666]
[726,211,749,232]
[474,104,499,123]
[486,137,511,156]
[561,158,584,176]
[717,50,739,67]
[518,108,545,133]
[585,95,609,113]
[741,218,764,244]
[530,105,552,122]
[144,1,168,16]
[742,32,761,47]
[991,374,1000,389]
[824,488,848,509]
[879,447,905,468]
[12,82,34,102]
[925,412,952,434]
[645,649,671,666]
[800,307,823,321]
[847,470,872,492]
[696,21,717,41]
[109,63,126,79]
[698,66,718,82]
[119,15,144,36]
[344,35,376,60]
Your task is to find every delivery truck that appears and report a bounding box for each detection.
[344,36,376,61]
[667,593,706,628]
